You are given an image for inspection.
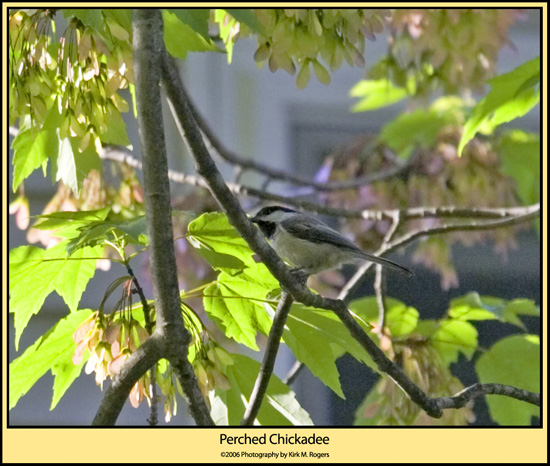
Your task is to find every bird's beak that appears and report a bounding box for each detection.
[250,214,259,224]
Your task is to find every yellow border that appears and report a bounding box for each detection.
[3,4,547,463]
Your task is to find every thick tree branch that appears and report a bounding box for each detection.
[242,292,295,426]
[93,9,213,426]
[92,336,163,425]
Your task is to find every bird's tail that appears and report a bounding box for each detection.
[355,251,413,277]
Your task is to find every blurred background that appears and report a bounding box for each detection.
[8,9,540,425]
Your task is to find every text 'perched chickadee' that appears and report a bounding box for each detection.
[250,205,412,277]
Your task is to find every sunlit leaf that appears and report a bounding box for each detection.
[9,309,94,410]
[350,79,409,112]
[9,242,101,349]
[380,98,462,159]
[284,304,374,398]
[187,212,256,267]
[203,266,275,350]
[210,354,312,425]
[223,9,265,35]
[430,320,477,365]
[449,292,539,329]
[498,130,540,207]
[162,10,221,59]
[166,9,210,41]
[458,57,540,156]
[476,335,540,425]
[12,103,62,191]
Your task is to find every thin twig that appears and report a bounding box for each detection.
[242,292,295,426]
[283,360,305,386]
[338,204,540,301]
[171,80,410,192]
[374,265,387,329]
[434,383,540,410]
[126,265,158,426]
[99,144,538,222]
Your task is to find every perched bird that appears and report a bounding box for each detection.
[251,205,412,276]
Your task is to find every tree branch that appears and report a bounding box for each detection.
[171,80,410,191]
[434,383,540,410]
[160,49,443,419]
[338,203,540,300]
[242,291,295,426]
[92,9,213,426]
[99,144,538,222]
[92,336,163,425]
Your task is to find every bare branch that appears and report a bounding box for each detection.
[99,144,538,222]
[242,292,295,426]
[434,383,540,410]
[283,360,306,386]
[339,204,540,300]
[173,80,410,191]
[93,9,213,426]
[92,336,162,425]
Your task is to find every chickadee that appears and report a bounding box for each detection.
[250,205,412,277]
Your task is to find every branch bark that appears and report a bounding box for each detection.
[242,292,295,426]
[92,9,213,426]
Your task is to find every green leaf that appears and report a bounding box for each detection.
[53,137,102,198]
[210,354,313,426]
[204,266,275,349]
[162,10,221,59]
[192,248,245,271]
[458,57,540,156]
[350,79,409,112]
[187,212,256,267]
[63,10,114,50]
[223,9,265,35]
[9,242,101,349]
[63,10,104,34]
[475,335,540,425]
[32,208,111,240]
[166,9,211,41]
[349,296,418,337]
[386,303,419,337]
[100,105,132,147]
[449,292,539,329]
[284,304,374,398]
[12,103,62,191]
[498,130,540,206]
[9,309,94,410]
[380,98,462,159]
[67,215,148,254]
[103,9,133,37]
[430,319,477,365]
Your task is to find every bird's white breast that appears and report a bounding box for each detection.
[270,226,346,274]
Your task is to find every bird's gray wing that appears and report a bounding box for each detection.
[281,216,413,276]
[281,216,362,252]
